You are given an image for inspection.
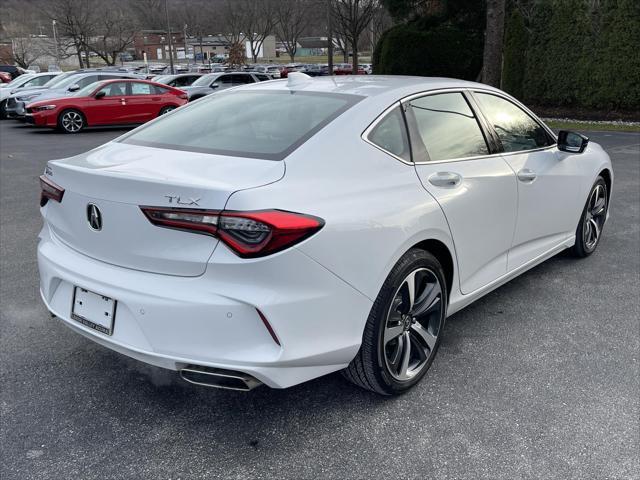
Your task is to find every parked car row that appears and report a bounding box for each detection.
[3,69,146,120]
[179,71,273,101]
[25,79,187,133]
[131,61,372,79]
[1,66,189,133]
[1,65,284,132]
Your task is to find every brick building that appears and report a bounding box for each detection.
[134,30,186,61]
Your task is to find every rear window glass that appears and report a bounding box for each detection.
[119,90,362,160]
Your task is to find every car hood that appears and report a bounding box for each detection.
[15,88,73,102]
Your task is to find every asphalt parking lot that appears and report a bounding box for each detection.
[1,120,638,480]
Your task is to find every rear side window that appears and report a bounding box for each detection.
[130,82,154,95]
[255,74,271,81]
[367,106,411,162]
[99,82,127,97]
[407,92,489,162]
[120,91,362,160]
[474,92,553,152]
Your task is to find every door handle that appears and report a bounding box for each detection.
[120,98,126,105]
[428,172,462,188]
[517,168,537,182]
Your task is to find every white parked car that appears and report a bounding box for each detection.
[38,74,612,394]
[0,72,61,118]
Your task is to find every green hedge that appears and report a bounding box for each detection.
[376,0,639,110]
[373,21,483,80]
[504,0,640,110]
[502,9,528,100]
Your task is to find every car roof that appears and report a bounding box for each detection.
[93,79,166,86]
[70,71,135,78]
[240,75,500,99]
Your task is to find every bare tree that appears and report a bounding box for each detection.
[334,30,350,63]
[367,4,392,55]
[481,0,505,87]
[87,4,138,65]
[330,0,379,73]
[46,0,96,68]
[130,0,167,30]
[8,36,46,68]
[235,0,276,63]
[274,0,312,63]
[1,1,48,68]
[221,0,246,64]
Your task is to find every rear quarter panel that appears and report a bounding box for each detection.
[223,104,457,303]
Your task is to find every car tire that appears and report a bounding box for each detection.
[158,106,176,116]
[57,109,85,134]
[0,100,6,120]
[343,248,447,395]
[571,176,608,258]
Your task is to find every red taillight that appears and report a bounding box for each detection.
[140,207,324,258]
[39,175,64,206]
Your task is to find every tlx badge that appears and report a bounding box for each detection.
[164,195,200,206]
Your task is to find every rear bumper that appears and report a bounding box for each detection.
[37,223,372,388]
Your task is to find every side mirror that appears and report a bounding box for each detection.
[95,90,106,99]
[67,83,80,92]
[210,83,219,89]
[558,130,589,154]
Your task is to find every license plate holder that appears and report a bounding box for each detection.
[71,287,116,336]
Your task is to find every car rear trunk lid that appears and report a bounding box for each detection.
[42,142,285,276]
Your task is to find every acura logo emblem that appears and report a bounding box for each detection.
[87,203,102,231]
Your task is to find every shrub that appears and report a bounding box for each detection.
[502,9,528,100]
[506,0,640,110]
[373,20,483,80]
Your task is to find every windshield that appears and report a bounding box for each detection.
[52,74,92,90]
[119,90,362,160]
[2,74,35,88]
[23,74,57,88]
[191,74,216,86]
[43,72,75,88]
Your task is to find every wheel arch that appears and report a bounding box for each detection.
[411,239,454,298]
[599,168,612,202]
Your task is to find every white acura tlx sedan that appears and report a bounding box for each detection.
[38,74,613,394]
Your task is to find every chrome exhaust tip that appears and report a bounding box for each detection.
[179,365,262,391]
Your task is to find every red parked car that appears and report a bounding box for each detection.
[333,64,366,75]
[0,71,12,83]
[24,79,188,133]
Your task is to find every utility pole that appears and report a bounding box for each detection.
[52,19,60,68]
[327,1,333,75]
[164,0,175,74]
[183,23,188,67]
